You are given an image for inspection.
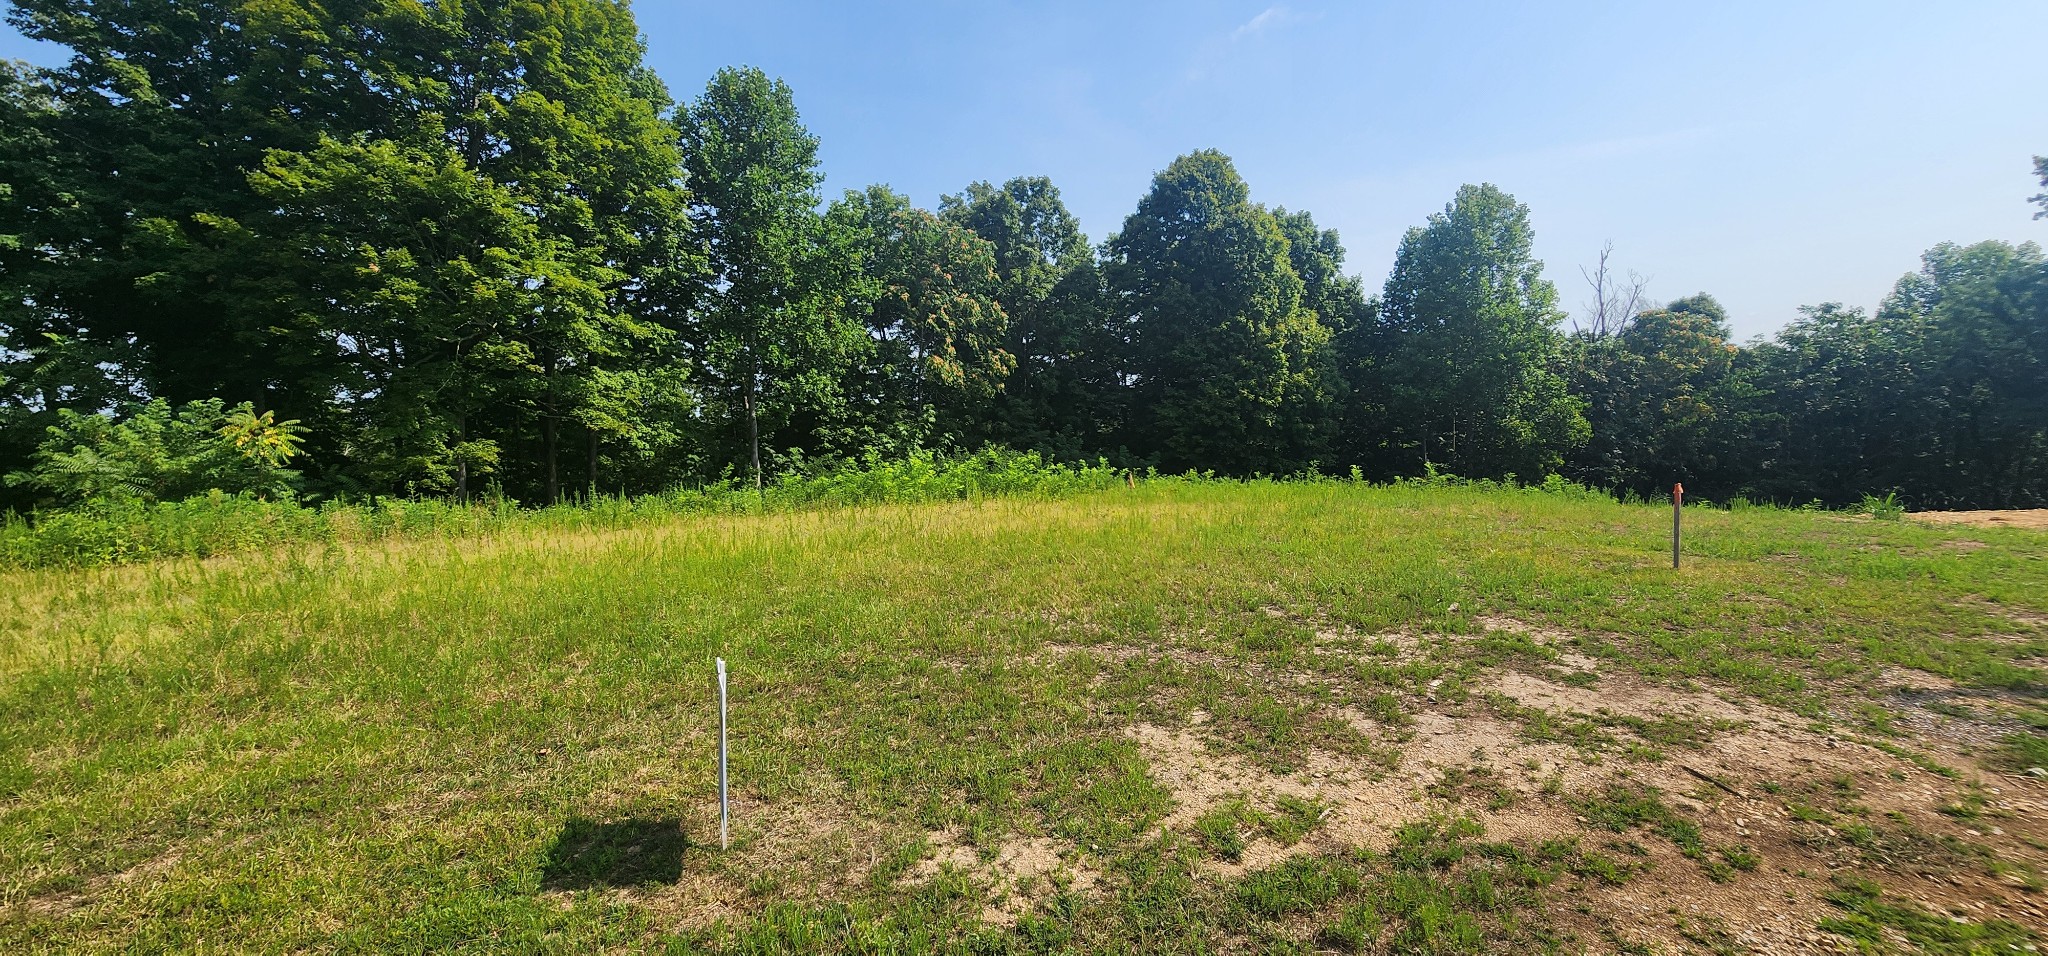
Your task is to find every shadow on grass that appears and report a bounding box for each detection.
[541,816,694,890]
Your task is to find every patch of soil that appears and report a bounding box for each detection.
[1486,670,1753,725]
[1125,647,2048,952]
[1873,668,2044,752]
[903,828,1100,926]
[1574,842,1850,956]
[631,620,2044,944]
[1474,615,1603,670]
[9,848,184,921]
[587,790,890,934]
[1912,509,2048,531]
[1124,722,1402,876]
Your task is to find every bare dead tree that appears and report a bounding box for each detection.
[1576,241,1653,338]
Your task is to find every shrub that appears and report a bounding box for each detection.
[4,398,306,508]
[1855,492,1905,521]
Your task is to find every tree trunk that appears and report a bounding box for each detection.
[587,429,599,500]
[455,413,469,503]
[747,328,764,497]
[746,389,762,495]
[543,413,559,505]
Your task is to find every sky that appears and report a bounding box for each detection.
[5,1,2045,340]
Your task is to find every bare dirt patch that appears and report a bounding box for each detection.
[1872,667,2045,753]
[1474,615,1603,670]
[1912,509,2048,531]
[8,848,184,921]
[903,828,1101,926]
[575,791,891,934]
[1121,629,2048,952]
[1125,708,1879,952]
[1124,722,1407,876]
[1490,671,1744,724]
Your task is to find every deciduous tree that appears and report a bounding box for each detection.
[940,177,1119,455]
[1565,294,1748,497]
[831,185,1012,449]
[1375,184,1586,479]
[1104,150,1340,474]
[678,67,864,484]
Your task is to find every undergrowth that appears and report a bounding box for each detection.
[0,448,1854,573]
[0,448,1120,569]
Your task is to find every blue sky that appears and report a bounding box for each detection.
[5,1,2044,339]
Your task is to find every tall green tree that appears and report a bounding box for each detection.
[2,0,417,424]
[832,185,1012,449]
[0,58,144,510]
[1743,303,1934,505]
[1104,150,1340,474]
[1274,208,1373,337]
[1373,184,1586,479]
[246,137,566,497]
[432,0,696,503]
[250,0,692,502]
[1565,293,1749,497]
[678,66,864,484]
[2,0,693,502]
[1876,240,2047,505]
[1743,241,2046,509]
[939,177,1119,456]
[1274,207,1371,467]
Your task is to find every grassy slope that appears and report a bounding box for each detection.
[0,482,2043,953]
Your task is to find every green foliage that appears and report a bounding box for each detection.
[0,492,328,568]
[1855,492,1905,521]
[3,0,692,505]
[679,66,866,479]
[1,0,2044,513]
[1105,150,1342,474]
[939,177,1120,457]
[1370,184,1588,480]
[1742,240,2048,508]
[830,185,1013,447]
[6,399,304,507]
[1566,296,1751,498]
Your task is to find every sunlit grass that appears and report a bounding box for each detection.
[0,481,2042,951]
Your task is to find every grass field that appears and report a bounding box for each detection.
[2,480,2044,953]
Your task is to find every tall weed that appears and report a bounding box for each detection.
[0,448,1121,570]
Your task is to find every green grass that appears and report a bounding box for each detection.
[0,448,1123,570]
[0,480,2043,951]
[1820,874,2037,955]
[1566,783,1750,880]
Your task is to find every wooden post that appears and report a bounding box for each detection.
[1672,483,1684,569]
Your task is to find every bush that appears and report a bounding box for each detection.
[1854,492,1906,521]
[4,398,306,508]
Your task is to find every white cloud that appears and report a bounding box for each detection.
[1230,6,1292,41]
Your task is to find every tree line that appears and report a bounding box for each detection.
[3,1,2044,513]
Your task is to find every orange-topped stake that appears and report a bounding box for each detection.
[1672,483,1684,569]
